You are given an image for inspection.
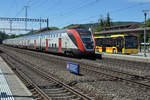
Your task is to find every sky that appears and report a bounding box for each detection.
[0,0,150,34]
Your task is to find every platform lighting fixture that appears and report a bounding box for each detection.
[142,10,149,57]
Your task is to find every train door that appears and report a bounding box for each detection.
[65,36,69,49]
[34,40,36,49]
[27,40,30,48]
[22,41,23,48]
[46,39,48,51]
[102,47,106,52]
[58,37,62,52]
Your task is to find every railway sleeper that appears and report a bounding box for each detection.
[131,75,146,80]
[38,84,62,89]
[34,93,40,97]
[44,89,68,94]
[36,97,43,100]
[43,87,65,91]
[51,95,78,100]
[48,91,73,97]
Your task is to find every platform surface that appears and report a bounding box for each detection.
[0,56,34,100]
[96,52,150,63]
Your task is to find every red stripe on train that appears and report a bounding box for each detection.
[67,29,85,52]
[46,39,48,51]
[58,38,62,52]
[34,40,36,49]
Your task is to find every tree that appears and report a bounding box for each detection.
[50,27,59,30]
[63,24,85,29]
[98,15,104,27]
[94,25,104,32]
[9,34,16,39]
[0,32,9,44]
[94,13,112,32]
[146,18,150,27]
[147,19,150,42]
[105,12,112,27]
[138,18,150,43]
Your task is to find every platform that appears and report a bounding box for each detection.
[96,52,150,63]
[0,56,34,100]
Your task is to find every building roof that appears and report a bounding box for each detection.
[103,24,140,31]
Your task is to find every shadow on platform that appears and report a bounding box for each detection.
[0,92,34,99]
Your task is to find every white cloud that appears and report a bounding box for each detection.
[128,0,150,2]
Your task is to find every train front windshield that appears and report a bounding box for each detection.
[77,30,94,49]
[125,36,138,49]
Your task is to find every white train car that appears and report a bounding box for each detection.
[3,29,96,56]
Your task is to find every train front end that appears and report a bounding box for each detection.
[73,29,95,56]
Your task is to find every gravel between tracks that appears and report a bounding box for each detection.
[1,46,150,100]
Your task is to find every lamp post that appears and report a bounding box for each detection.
[142,10,149,57]
[89,21,94,34]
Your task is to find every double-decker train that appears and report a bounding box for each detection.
[3,29,95,56]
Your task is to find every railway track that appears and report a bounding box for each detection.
[0,48,94,100]
[1,45,150,98]
[80,65,150,90]
[1,46,150,86]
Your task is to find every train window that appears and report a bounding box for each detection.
[59,33,61,36]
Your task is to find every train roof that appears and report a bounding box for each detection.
[5,28,90,40]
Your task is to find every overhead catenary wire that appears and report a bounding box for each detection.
[53,0,99,18]
[14,0,32,17]
[37,0,90,17]
[29,0,48,8]
[58,2,150,28]
[53,0,100,27]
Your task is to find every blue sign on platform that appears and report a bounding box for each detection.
[66,62,79,75]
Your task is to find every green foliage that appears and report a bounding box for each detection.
[50,27,59,30]
[9,34,16,38]
[105,13,112,27]
[148,38,150,42]
[146,18,150,27]
[63,24,86,29]
[93,25,104,32]
[0,32,9,44]
[93,12,112,32]
[8,34,26,39]
[138,18,150,43]
[113,21,141,26]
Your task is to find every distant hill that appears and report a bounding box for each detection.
[112,21,142,26]
[63,21,143,30]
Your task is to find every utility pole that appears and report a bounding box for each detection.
[10,20,12,32]
[89,21,94,34]
[3,29,5,33]
[142,10,149,57]
[40,17,42,30]
[25,6,29,30]
[47,18,49,29]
